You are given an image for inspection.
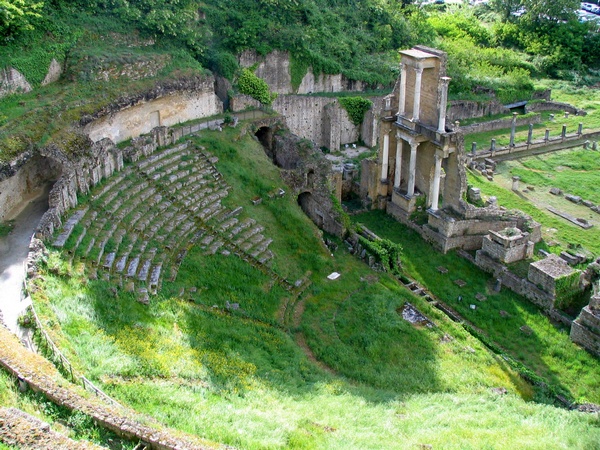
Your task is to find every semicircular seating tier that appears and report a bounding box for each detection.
[51,140,274,295]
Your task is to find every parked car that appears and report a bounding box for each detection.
[581,2,596,11]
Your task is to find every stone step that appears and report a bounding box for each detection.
[53,208,89,248]
[206,239,224,255]
[137,141,190,170]
[250,238,273,258]
[233,225,264,245]
[258,250,274,264]
[228,218,256,238]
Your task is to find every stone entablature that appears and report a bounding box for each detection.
[480,228,534,264]
[528,254,580,296]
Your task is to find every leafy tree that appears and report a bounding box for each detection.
[0,0,43,38]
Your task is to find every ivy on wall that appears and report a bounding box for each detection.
[236,68,277,106]
[554,270,582,309]
[338,96,372,126]
[358,234,402,276]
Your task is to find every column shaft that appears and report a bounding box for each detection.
[381,133,390,181]
[398,63,407,117]
[438,77,451,133]
[394,139,403,189]
[412,67,423,122]
[407,142,418,197]
[430,153,443,211]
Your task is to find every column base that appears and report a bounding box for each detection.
[391,189,418,214]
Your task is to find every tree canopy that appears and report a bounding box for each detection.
[0,0,43,38]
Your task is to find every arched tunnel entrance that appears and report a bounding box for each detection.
[0,154,60,333]
[298,191,324,228]
[255,126,275,163]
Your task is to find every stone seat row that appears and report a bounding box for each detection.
[52,140,274,296]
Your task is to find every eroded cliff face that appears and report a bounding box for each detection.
[82,75,223,144]
[238,50,369,95]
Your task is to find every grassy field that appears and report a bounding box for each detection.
[24,127,600,448]
[0,366,130,448]
[353,210,600,405]
[465,80,600,151]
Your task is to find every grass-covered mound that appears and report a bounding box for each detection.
[26,126,600,448]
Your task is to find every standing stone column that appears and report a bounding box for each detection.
[381,132,390,181]
[509,112,517,147]
[527,124,533,144]
[394,136,403,190]
[430,152,443,211]
[412,66,423,122]
[398,63,407,117]
[437,77,451,133]
[407,141,419,197]
[512,176,520,191]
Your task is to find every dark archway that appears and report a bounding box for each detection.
[255,126,275,162]
[298,191,324,228]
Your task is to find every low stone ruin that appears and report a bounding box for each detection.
[571,291,600,356]
[478,227,534,264]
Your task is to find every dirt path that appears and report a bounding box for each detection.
[0,186,50,335]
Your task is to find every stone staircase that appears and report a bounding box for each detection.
[52,141,275,297]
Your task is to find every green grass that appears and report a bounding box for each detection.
[464,80,600,151]
[467,169,600,255]
[353,210,600,405]
[26,125,600,449]
[0,365,131,448]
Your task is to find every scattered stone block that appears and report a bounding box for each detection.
[454,279,467,288]
[549,187,563,196]
[499,310,510,317]
[565,194,582,204]
[520,325,533,336]
[470,304,477,310]
[399,302,434,328]
[137,288,149,305]
[475,293,487,302]
[437,266,449,274]
[327,272,341,280]
[527,186,535,191]
[491,387,508,395]
[582,200,594,208]
[251,196,262,205]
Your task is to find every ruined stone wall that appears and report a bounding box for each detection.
[271,132,346,236]
[447,100,509,123]
[460,114,542,135]
[231,95,366,150]
[84,83,222,144]
[525,100,586,116]
[474,251,555,310]
[36,139,125,239]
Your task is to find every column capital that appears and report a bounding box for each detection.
[440,76,451,85]
[413,66,424,75]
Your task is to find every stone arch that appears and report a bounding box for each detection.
[297,191,324,228]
